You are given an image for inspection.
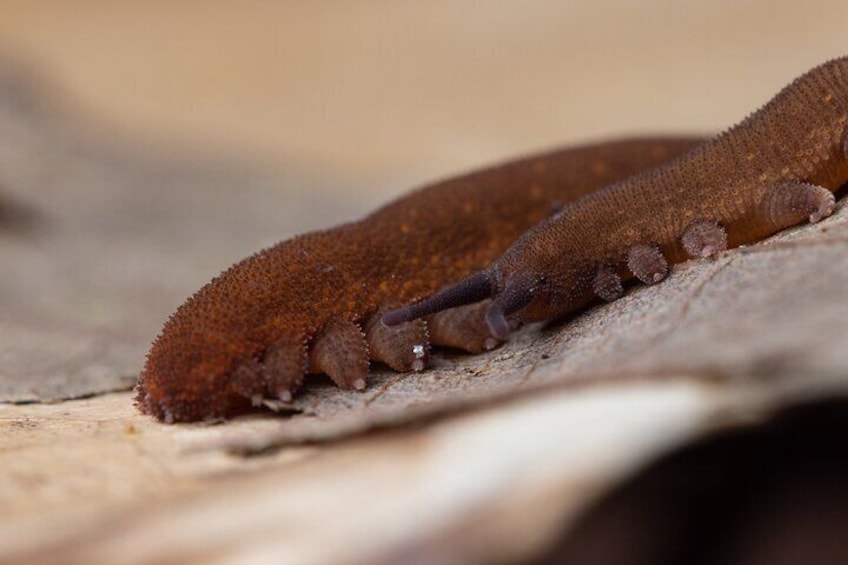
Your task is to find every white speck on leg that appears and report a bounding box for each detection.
[412,344,425,358]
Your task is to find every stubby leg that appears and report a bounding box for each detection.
[309,319,370,390]
[364,305,430,371]
[427,301,505,353]
[682,220,728,259]
[626,243,669,285]
[761,181,835,228]
[593,265,624,301]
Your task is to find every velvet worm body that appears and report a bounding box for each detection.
[136,138,696,422]
[385,57,848,341]
[139,57,848,423]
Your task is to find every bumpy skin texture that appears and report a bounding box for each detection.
[388,57,848,343]
[136,138,698,422]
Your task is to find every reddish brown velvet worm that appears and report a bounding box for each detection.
[138,57,847,423]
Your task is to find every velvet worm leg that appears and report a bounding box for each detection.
[626,243,669,284]
[592,265,624,302]
[364,306,430,372]
[427,301,502,353]
[230,359,266,406]
[682,220,728,259]
[262,339,309,401]
[761,181,835,227]
[309,319,370,390]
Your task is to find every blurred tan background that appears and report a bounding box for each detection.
[1,0,846,206]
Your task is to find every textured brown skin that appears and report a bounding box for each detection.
[136,137,698,422]
[397,57,848,339]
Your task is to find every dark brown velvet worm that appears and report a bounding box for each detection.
[386,57,848,344]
